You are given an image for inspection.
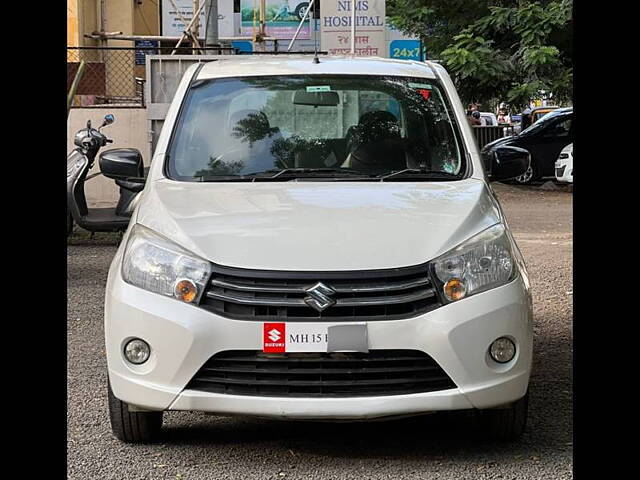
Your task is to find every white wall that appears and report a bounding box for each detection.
[68,108,150,207]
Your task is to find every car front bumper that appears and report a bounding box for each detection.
[555,159,573,183]
[105,256,533,420]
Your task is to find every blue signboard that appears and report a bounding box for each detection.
[389,39,422,61]
[135,40,159,65]
[232,41,253,53]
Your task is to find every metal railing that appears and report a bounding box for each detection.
[472,125,516,150]
[67,46,235,108]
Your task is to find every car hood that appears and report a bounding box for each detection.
[481,135,517,153]
[136,178,502,271]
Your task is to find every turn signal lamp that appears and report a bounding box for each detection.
[174,279,198,303]
[443,278,466,302]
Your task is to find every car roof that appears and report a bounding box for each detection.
[530,106,560,112]
[531,105,573,113]
[543,107,572,118]
[529,107,572,125]
[195,56,439,80]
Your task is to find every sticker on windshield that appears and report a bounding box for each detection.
[409,83,433,100]
[306,85,331,92]
[408,82,433,90]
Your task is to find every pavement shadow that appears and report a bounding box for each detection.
[527,328,573,445]
[160,411,525,460]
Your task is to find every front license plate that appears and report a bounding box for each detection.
[262,323,367,353]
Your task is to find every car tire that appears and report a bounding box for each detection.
[108,380,163,443]
[474,391,528,441]
[512,159,539,185]
[295,2,309,20]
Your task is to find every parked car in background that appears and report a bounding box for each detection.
[520,106,559,130]
[555,143,573,183]
[481,107,573,184]
[530,106,559,123]
[479,112,498,126]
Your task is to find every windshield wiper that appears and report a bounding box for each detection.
[198,174,258,182]
[197,168,373,182]
[258,168,372,180]
[377,168,460,181]
[198,168,456,182]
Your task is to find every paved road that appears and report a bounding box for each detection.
[67,182,573,479]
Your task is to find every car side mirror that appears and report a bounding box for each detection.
[99,148,144,180]
[488,146,530,182]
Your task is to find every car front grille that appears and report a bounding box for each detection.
[199,263,440,321]
[186,350,456,397]
[556,166,566,177]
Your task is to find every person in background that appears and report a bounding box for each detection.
[470,110,484,126]
[497,109,511,124]
[467,103,483,125]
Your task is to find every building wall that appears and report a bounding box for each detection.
[68,108,151,207]
[134,1,160,36]
[68,0,100,47]
[67,0,79,46]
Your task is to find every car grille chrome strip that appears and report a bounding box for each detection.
[210,276,431,294]
[199,263,441,321]
[205,288,435,307]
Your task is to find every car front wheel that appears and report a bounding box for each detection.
[512,160,539,185]
[108,380,163,443]
[474,391,528,441]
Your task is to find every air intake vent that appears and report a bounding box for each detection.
[186,350,456,397]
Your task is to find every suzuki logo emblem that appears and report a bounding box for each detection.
[304,282,337,312]
[268,328,282,342]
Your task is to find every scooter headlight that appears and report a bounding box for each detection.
[430,224,516,303]
[121,224,212,304]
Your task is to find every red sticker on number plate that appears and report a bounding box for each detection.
[263,323,286,352]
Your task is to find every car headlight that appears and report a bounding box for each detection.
[430,223,516,303]
[121,224,212,303]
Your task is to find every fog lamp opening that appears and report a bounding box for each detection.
[489,337,516,363]
[124,338,151,365]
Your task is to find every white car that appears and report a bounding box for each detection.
[479,112,498,126]
[555,143,573,183]
[100,56,534,444]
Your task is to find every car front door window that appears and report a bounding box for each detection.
[547,117,571,137]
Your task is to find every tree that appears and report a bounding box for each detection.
[388,0,573,110]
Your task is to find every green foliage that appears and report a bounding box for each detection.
[387,0,573,110]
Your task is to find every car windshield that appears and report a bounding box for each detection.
[167,75,465,181]
[519,110,571,137]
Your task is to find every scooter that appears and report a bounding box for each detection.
[67,114,145,237]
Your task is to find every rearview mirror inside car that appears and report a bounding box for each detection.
[293,90,340,107]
